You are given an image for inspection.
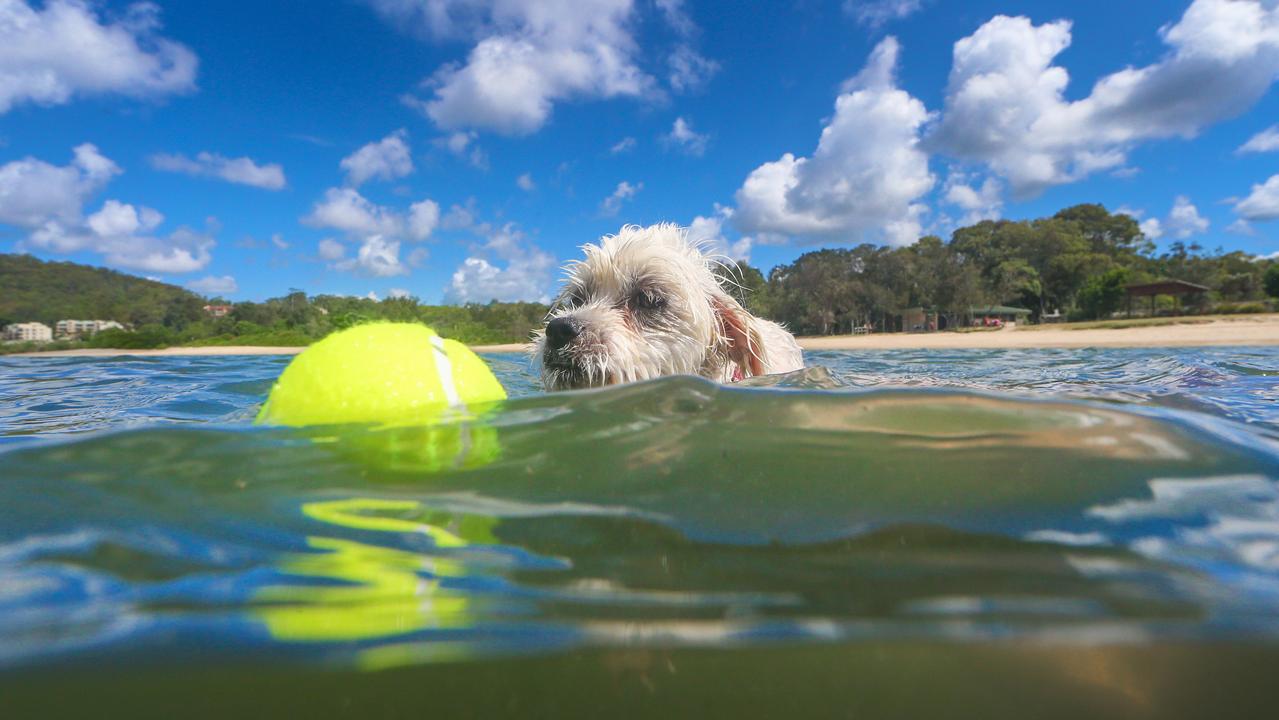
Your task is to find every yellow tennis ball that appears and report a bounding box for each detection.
[256,323,507,427]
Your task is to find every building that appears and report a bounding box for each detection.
[203,304,233,318]
[3,322,53,342]
[55,320,125,339]
[969,305,1033,327]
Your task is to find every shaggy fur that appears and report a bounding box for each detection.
[533,223,804,390]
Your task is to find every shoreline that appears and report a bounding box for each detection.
[5,315,1277,357]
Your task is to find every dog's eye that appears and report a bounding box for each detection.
[562,289,586,309]
[633,291,667,311]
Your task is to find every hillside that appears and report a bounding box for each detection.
[0,254,207,328]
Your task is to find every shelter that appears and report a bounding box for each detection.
[969,305,1032,326]
[1124,279,1209,317]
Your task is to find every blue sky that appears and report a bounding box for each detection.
[1,0,1278,303]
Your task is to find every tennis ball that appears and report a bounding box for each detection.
[256,323,507,427]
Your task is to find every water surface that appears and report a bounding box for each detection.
[2,348,1278,717]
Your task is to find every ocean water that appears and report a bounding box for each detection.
[2,348,1279,718]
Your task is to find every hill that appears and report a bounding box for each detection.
[0,254,206,329]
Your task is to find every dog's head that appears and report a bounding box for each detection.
[533,223,765,390]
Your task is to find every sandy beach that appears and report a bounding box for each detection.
[7,314,1277,357]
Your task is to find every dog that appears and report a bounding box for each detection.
[533,223,804,391]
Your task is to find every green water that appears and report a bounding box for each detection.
[2,351,1279,717]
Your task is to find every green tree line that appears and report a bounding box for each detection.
[720,204,1278,335]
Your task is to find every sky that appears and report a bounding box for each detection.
[1,0,1278,303]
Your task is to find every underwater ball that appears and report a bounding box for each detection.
[256,322,507,427]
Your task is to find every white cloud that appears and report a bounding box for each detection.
[408,198,440,240]
[304,186,439,277]
[1234,174,1279,222]
[516,172,535,191]
[0,143,118,226]
[609,136,636,154]
[432,130,489,168]
[270,233,289,249]
[656,1,718,93]
[686,205,751,262]
[942,172,1003,225]
[1227,219,1256,236]
[0,0,197,113]
[386,0,657,135]
[340,130,413,186]
[317,238,346,260]
[303,187,404,237]
[600,180,641,216]
[150,152,286,190]
[930,2,1279,197]
[662,116,708,156]
[844,1,924,30]
[440,212,556,303]
[1238,125,1279,153]
[187,275,238,295]
[389,287,411,299]
[1132,196,1210,241]
[1,144,214,273]
[1166,195,1209,238]
[338,235,407,277]
[733,37,934,246]
[668,45,719,94]
[407,246,430,267]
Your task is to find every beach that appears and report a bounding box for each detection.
[6,314,1277,357]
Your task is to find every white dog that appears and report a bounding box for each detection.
[533,223,804,391]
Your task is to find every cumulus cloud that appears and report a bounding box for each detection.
[0,143,118,226]
[0,0,197,113]
[599,180,641,216]
[686,205,751,262]
[150,152,286,190]
[388,0,656,135]
[317,237,345,260]
[340,235,408,277]
[443,219,556,303]
[340,130,413,186]
[1130,196,1210,241]
[516,172,535,191]
[1234,174,1279,222]
[1238,125,1279,153]
[0,144,215,273]
[930,2,1279,197]
[662,116,708,156]
[431,130,488,168]
[304,187,403,237]
[1166,196,1210,238]
[942,171,1003,225]
[187,275,238,295]
[408,198,440,240]
[303,186,439,277]
[844,0,924,30]
[733,37,934,246]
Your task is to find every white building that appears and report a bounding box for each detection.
[4,322,53,342]
[55,319,125,338]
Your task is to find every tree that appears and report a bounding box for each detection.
[1265,264,1279,299]
[1076,267,1131,320]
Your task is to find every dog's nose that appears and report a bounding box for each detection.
[545,317,582,351]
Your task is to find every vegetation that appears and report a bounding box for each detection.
[1,254,550,354]
[3,203,1275,352]
[746,204,1276,335]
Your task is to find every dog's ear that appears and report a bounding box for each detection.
[712,295,765,379]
